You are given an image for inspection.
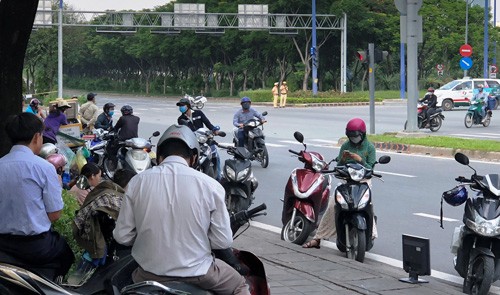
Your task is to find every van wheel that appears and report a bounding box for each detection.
[494,98,499,110]
[442,99,454,111]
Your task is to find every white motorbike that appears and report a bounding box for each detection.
[184,94,207,110]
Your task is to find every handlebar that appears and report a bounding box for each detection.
[288,149,300,156]
[230,203,267,234]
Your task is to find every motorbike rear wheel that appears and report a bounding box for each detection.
[281,212,313,245]
[463,255,494,295]
[464,113,474,128]
[259,146,269,168]
[482,115,491,127]
[429,116,442,132]
[346,227,366,263]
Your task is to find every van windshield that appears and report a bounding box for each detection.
[439,80,462,90]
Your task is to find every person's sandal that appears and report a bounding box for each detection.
[302,239,321,249]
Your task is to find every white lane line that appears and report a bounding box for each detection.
[279,140,333,148]
[250,221,500,293]
[414,213,459,222]
[310,139,337,144]
[265,143,287,148]
[378,171,416,178]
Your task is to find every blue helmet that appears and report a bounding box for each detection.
[442,186,468,206]
[241,97,251,104]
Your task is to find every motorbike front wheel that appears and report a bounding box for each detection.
[102,156,116,179]
[281,212,313,245]
[346,227,366,263]
[464,113,474,128]
[429,116,442,132]
[463,255,494,295]
[259,146,269,168]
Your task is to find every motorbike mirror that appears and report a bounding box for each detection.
[378,155,391,164]
[76,175,91,190]
[454,153,469,166]
[218,131,227,137]
[262,111,268,116]
[293,131,304,143]
[152,131,160,137]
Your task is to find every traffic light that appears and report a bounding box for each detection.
[374,48,388,63]
[356,50,368,63]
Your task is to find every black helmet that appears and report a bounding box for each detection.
[104,102,115,113]
[176,98,192,109]
[442,186,468,206]
[121,105,133,115]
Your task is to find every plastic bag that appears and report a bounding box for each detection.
[75,148,88,173]
[56,141,76,171]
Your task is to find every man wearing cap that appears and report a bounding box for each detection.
[79,93,99,133]
[272,82,279,108]
[280,81,289,108]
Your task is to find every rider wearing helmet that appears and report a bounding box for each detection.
[113,105,140,141]
[25,98,46,119]
[233,96,267,147]
[472,84,489,122]
[302,118,377,249]
[419,87,438,127]
[114,124,248,294]
[95,102,115,131]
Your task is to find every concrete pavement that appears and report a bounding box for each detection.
[232,223,500,295]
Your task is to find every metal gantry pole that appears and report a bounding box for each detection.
[368,43,375,134]
[58,0,63,98]
[464,0,469,78]
[484,0,489,78]
[340,13,347,93]
[311,0,318,95]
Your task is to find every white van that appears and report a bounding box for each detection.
[435,78,500,111]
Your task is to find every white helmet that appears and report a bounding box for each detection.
[158,124,200,159]
[39,143,58,159]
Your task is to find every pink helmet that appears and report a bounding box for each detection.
[46,154,67,173]
[346,118,366,137]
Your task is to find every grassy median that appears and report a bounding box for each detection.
[367,133,500,152]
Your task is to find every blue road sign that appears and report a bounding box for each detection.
[460,57,473,70]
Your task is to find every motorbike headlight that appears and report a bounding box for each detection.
[224,166,236,181]
[236,167,250,181]
[130,150,148,161]
[348,167,365,182]
[197,134,208,144]
[335,190,348,210]
[466,215,500,237]
[248,131,255,139]
[149,151,156,159]
[311,154,327,172]
[357,189,371,209]
[247,121,257,127]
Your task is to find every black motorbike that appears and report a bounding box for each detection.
[194,127,225,180]
[0,204,269,295]
[403,103,445,132]
[331,155,391,263]
[444,152,500,295]
[218,143,259,214]
[233,111,269,168]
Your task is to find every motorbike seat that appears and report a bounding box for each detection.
[0,250,59,281]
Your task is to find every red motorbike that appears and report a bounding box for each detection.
[281,131,331,245]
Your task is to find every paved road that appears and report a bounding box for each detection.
[84,94,500,284]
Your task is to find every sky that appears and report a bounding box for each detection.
[63,0,171,11]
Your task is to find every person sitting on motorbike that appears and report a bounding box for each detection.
[114,104,139,141]
[25,98,46,120]
[113,124,250,295]
[69,162,102,206]
[177,97,222,180]
[418,87,438,127]
[303,118,377,249]
[70,169,136,281]
[95,102,115,131]
[232,96,266,147]
[472,85,489,122]
[0,113,75,280]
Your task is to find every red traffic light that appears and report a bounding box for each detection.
[356,50,368,63]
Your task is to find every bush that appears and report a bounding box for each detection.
[53,190,83,263]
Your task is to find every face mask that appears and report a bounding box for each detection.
[349,135,362,144]
[108,111,114,117]
[242,102,251,110]
[179,106,188,113]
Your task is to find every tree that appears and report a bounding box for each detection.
[0,0,39,157]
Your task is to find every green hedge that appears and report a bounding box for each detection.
[238,89,388,103]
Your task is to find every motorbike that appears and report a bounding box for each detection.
[86,128,110,168]
[404,103,445,132]
[0,204,270,295]
[464,98,493,128]
[194,127,225,180]
[281,131,331,245]
[102,131,160,179]
[331,154,391,263]
[217,143,259,214]
[444,152,500,295]
[184,94,207,110]
[233,111,269,168]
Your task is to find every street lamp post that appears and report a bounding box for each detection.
[311,0,318,95]
[464,0,470,78]
[58,0,63,97]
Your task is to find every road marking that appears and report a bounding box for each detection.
[264,143,287,148]
[414,212,459,222]
[250,221,500,293]
[279,140,334,148]
[450,133,500,139]
[378,171,416,178]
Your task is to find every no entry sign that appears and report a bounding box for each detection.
[459,44,473,57]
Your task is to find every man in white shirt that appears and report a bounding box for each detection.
[79,92,99,132]
[113,124,249,295]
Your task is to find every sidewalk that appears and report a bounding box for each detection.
[232,223,500,295]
